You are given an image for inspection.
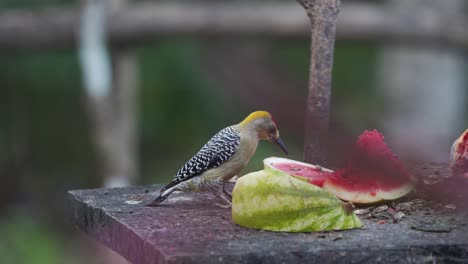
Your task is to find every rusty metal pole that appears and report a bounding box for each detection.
[298,0,340,165]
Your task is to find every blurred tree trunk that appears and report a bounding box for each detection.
[107,0,139,188]
[79,0,139,188]
[378,0,466,162]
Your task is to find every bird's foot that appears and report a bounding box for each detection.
[222,186,232,200]
[215,188,232,209]
[223,190,232,200]
[228,176,238,183]
[214,201,231,209]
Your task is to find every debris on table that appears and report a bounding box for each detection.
[411,219,453,233]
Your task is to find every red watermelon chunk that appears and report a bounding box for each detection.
[450,129,468,179]
[323,130,415,204]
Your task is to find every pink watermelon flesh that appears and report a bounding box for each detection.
[271,162,331,187]
[458,133,468,155]
[325,130,413,197]
[453,132,468,178]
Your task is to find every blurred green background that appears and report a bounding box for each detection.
[0,0,467,263]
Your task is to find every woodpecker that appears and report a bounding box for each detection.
[147,111,288,207]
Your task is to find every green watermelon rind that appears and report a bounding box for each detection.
[232,170,363,232]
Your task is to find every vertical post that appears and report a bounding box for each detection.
[108,0,139,187]
[298,0,341,165]
[109,48,139,187]
[79,0,139,188]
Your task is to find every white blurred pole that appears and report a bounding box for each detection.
[378,0,466,162]
[79,0,139,188]
[79,0,111,99]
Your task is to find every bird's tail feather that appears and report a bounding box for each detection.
[146,186,175,207]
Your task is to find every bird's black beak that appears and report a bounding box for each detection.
[271,135,288,155]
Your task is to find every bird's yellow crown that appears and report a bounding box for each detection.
[239,111,272,127]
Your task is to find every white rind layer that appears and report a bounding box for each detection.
[263,157,334,173]
[322,179,415,204]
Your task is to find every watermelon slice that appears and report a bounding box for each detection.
[263,157,333,187]
[450,129,468,179]
[232,170,363,232]
[322,130,415,204]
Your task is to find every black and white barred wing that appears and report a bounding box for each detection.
[163,126,240,190]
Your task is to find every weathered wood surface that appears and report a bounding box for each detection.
[68,164,468,264]
[1,2,468,51]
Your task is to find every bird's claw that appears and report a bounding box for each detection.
[214,202,231,209]
[223,188,232,200]
[215,187,232,208]
[222,181,233,200]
